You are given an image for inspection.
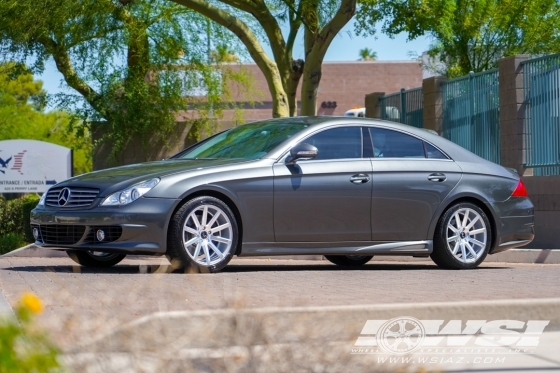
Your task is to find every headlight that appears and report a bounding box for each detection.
[37,192,47,206]
[101,178,160,206]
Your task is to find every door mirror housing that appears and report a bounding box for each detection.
[286,143,318,163]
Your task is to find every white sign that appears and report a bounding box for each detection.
[0,140,72,194]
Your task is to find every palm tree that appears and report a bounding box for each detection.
[358,48,378,61]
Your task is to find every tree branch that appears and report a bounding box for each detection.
[37,35,104,114]
[311,0,356,61]
[220,0,290,77]
[170,0,289,117]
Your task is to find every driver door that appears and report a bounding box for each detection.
[273,126,372,242]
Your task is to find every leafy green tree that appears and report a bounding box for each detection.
[358,48,377,60]
[357,0,560,77]
[0,63,92,175]
[170,0,357,116]
[0,0,251,159]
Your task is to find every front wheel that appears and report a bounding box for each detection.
[166,196,239,273]
[66,250,126,268]
[324,255,373,267]
[431,202,492,269]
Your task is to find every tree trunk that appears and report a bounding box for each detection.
[286,59,304,116]
[300,60,321,116]
[267,66,290,117]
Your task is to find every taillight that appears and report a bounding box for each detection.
[511,179,528,197]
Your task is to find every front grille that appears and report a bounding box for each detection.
[84,226,123,244]
[46,187,100,208]
[33,224,86,245]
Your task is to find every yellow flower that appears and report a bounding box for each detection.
[20,292,43,314]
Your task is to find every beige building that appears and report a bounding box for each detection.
[218,60,423,122]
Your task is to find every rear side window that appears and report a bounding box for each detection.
[369,128,425,158]
[424,142,448,159]
[304,127,362,160]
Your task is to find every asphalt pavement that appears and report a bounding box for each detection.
[1,255,560,372]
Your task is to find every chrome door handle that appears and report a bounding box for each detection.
[350,174,370,184]
[428,173,446,182]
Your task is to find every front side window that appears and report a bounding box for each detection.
[175,121,309,160]
[369,128,425,158]
[302,127,362,160]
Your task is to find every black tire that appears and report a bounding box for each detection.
[66,250,126,268]
[324,255,373,267]
[166,196,239,273]
[431,202,492,270]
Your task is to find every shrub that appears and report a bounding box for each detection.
[0,233,26,255]
[0,194,40,252]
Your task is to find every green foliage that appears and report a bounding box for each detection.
[358,48,377,60]
[0,0,252,160]
[0,293,60,373]
[0,233,26,255]
[357,0,560,77]
[0,63,92,175]
[0,195,40,250]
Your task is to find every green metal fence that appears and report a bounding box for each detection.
[380,87,423,128]
[441,69,500,164]
[522,53,560,176]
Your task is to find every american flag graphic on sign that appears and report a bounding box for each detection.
[10,150,26,175]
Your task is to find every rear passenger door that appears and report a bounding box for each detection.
[367,127,463,241]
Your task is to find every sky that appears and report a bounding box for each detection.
[37,22,432,96]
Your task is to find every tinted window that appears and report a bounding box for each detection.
[425,142,448,159]
[176,121,308,159]
[303,127,362,160]
[369,128,425,158]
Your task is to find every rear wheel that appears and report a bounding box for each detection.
[166,196,238,273]
[324,255,373,267]
[431,202,491,269]
[66,250,126,268]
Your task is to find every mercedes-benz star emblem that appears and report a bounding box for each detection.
[58,188,71,207]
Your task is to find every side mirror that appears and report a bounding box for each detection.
[286,143,318,163]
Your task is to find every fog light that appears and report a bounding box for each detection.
[32,227,39,240]
[96,229,106,242]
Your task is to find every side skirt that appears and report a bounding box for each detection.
[239,240,433,257]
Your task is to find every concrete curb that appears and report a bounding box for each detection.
[3,245,560,264]
[73,297,560,354]
[1,244,67,258]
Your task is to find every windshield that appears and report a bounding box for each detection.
[176,120,309,160]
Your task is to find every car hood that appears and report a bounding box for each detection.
[57,159,250,195]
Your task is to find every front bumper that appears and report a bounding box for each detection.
[30,197,180,255]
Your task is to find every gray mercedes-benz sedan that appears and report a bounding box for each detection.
[30,117,534,272]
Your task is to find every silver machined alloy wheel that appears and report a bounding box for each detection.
[182,203,234,267]
[431,202,492,270]
[167,196,238,273]
[446,208,487,263]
